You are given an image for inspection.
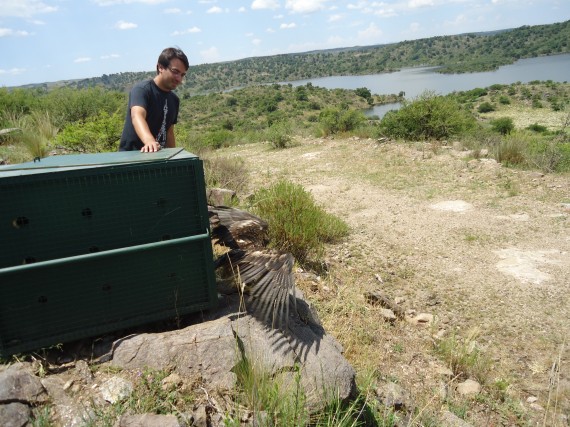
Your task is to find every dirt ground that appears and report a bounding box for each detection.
[214,135,570,425]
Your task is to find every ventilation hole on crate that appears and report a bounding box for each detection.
[12,216,29,229]
[102,284,112,292]
[88,246,100,253]
[156,198,167,207]
[38,296,48,304]
[161,234,171,241]
[82,208,93,218]
[23,257,36,264]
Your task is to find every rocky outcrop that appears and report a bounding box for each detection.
[111,293,356,410]
[0,292,356,426]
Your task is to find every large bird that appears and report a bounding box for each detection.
[208,205,296,329]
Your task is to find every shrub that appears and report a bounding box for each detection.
[318,107,365,136]
[55,111,123,152]
[202,154,249,195]
[380,91,476,140]
[266,121,292,149]
[490,117,514,135]
[527,123,548,133]
[478,102,495,113]
[499,96,511,105]
[493,133,527,167]
[251,180,349,264]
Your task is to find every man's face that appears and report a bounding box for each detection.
[158,58,187,91]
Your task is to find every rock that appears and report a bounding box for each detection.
[100,377,134,404]
[380,308,397,323]
[191,405,208,427]
[441,410,474,426]
[375,382,412,411]
[456,379,481,396]
[207,188,236,206]
[0,363,48,404]
[407,313,434,326]
[115,413,181,427]
[529,402,544,412]
[75,360,94,383]
[161,372,182,391]
[111,295,356,411]
[0,402,31,427]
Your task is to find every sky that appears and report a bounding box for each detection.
[1,0,568,88]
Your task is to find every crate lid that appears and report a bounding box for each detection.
[0,148,197,177]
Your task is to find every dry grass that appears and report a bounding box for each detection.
[217,134,570,425]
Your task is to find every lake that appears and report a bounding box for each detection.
[286,54,570,117]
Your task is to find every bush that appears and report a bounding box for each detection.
[499,96,511,105]
[251,180,349,264]
[203,154,249,195]
[380,91,476,140]
[527,123,548,133]
[478,102,495,113]
[490,117,514,135]
[266,121,292,149]
[55,111,123,152]
[318,107,365,136]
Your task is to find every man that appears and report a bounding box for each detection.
[119,47,189,152]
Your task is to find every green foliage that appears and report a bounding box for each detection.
[477,102,495,113]
[527,123,548,133]
[434,329,490,383]
[490,117,515,135]
[380,91,476,140]
[318,107,366,136]
[493,132,527,166]
[354,87,373,105]
[266,120,293,149]
[55,111,123,152]
[251,180,349,264]
[17,110,58,159]
[498,95,511,105]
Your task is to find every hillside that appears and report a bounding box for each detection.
[209,134,570,426]
[21,20,570,95]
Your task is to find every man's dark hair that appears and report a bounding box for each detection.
[156,47,189,74]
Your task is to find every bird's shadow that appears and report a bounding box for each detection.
[207,291,325,364]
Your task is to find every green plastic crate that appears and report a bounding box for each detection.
[0,149,217,357]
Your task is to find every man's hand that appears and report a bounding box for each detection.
[140,141,161,152]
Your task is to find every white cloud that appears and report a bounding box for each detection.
[101,53,120,59]
[280,22,296,29]
[238,7,246,12]
[0,0,57,18]
[266,27,276,33]
[252,38,262,45]
[285,0,327,13]
[171,26,201,35]
[0,67,27,75]
[328,13,342,22]
[115,20,137,30]
[207,6,223,13]
[164,8,181,14]
[92,0,168,6]
[0,28,32,37]
[357,22,383,42]
[408,0,435,8]
[74,57,92,63]
[251,0,280,10]
[200,46,220,63]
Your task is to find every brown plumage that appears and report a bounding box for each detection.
[208,205,296,329]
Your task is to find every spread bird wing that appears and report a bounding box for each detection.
[208,205,268,249]
[215,248,295,329]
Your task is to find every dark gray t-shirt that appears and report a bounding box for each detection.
[119,79,179,151]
